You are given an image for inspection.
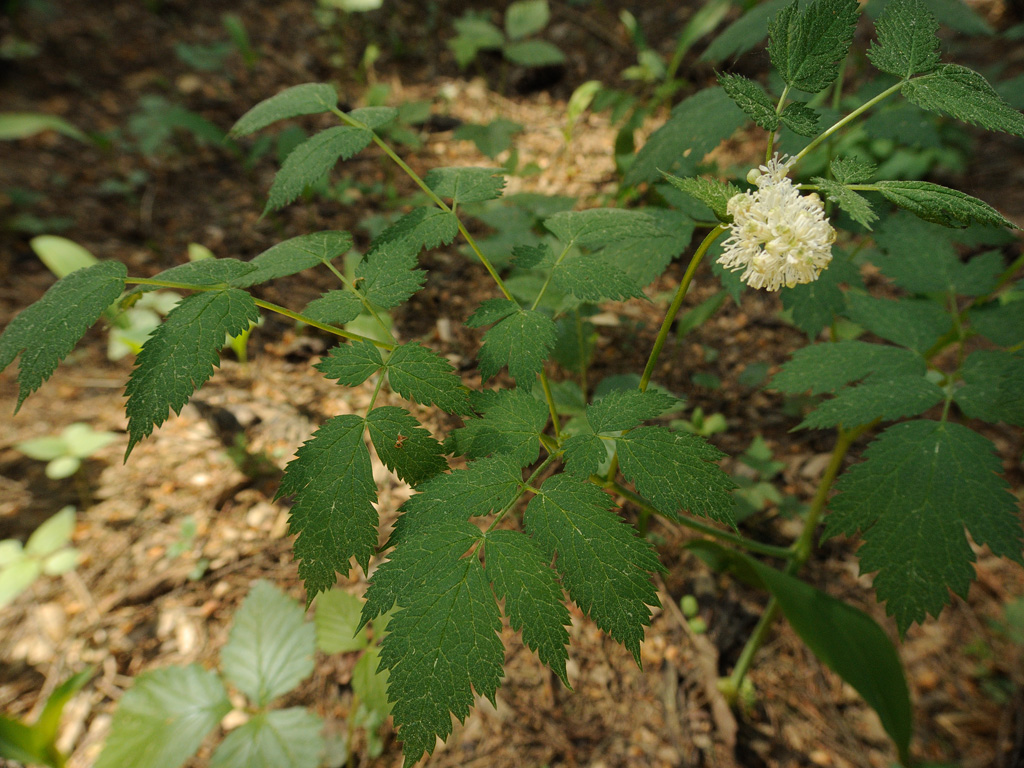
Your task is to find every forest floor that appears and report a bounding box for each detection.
[1,1,1024,767]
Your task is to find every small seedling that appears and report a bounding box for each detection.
[15,423,117,480]
[0,507,81,609]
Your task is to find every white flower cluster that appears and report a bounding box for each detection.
[717,155,836,291]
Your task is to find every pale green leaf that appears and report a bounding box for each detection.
[316,339,383,387]
[868,0,940,78]
[315,589,370,653]
[385,342,471,415]
[25,507,76,558]
[903,64,1024,137]
[505,0,549,39]
[0,112,88,142]
[0,559,41,608]
[210,709,324,768]
[503,39,566,66]
[366,406,447,485]
[230,83,338,137]
[30,235,98,278]
[266,127,373,212]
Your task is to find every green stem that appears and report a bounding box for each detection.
[538,372,562,439]
[765,84,790,163]
[792,81,904,165]
[366,371,386,411]
[530,243,573,311]
[323,260,397,345]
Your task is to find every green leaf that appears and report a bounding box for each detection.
[124,289,260,455]
[30,234,98,278]
[372,206,459,253]
[545,208,664,249]
[234,231,353,287]
[772,340,926,395]
[701,0,790,62]
[210,709,324,768]
[356,240,426,310]
[505,0,549,39]
[385,342,471,415]
[871,211,960,292]
[315,339,384,387]
[813,178,878,230]
[0,716,44,767]
[828,420,1023,633]
[315,589,370,653]
[35,667,94,750]
[874,180,1017,229]
[484,529,571,684]
[717,73,779,131]
[780,250,855,335]
[302,290,364,325]
[453,118,524,158]
[523,474,662,663]
[140,258,256,292]
[467,297,520,327]
[779,101,820,135]
[551,253,645,302]
[346,106,398,131]
[659,174,740,222]
[424,167,506,204]
[277,415,378,594]
[266,126,373,212]
[221,581,315,707]
[903,64,1024,137]
[447,388,548,466]
[598,208,696,286]
[615,427,736,525]
[587,388,679,433]
[366,406,447,485]
[954,350,1024,426]
[449,16,505,68]
[830,156,877,184]
[25,507,75,558]
[1,261,127,411]
[625,87,746,185]
[843,293,950,353]
[503,39,566,66]
[561,432,606,477]
[0,112,88,142]
[376,522,503,766]
[799,373,944,429]
[230,83,338,137]
[470,306,556,383]
[970,298,1024,346]
[352,647,391,716]
[94,665,231,768]
[868,0,940,79]
[768,0,860,93]
[690,542,912,762]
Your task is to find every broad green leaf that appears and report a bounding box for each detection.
[355,239,426,310]
[503,39,567,66]
[447,388,548,466]
[234,231,353,287]
[230,83,338,137]
[221,581,316,707]
[874,180,1017,229]
[843,293,950,353]
[316,339,384,387]
[903,64,1024,137]
[366,406,447,485]
[828,420,1023,633]
[625,88,746,185]
[830,156,877,184]
[424,167,506,204]
[385,341,471,415]
[779,101,820,135]
[587,389,679,433]
[505,0,549,39]
[277,415,378,594]
[954,350,1024,426]
[701,0,790,62]
[25,507,75,558]
[970,299,1024,346]
[61,422,117,458]
[690,542,912,763]
[14,435,66,461]
[660,174,740,222]
[523,474,662,663]
[866,0,992,34]
[551,253,645,302]
[813,178,878,229]
[1,261,127,410]
[717,72,779,131]
[302,290,363,325]
[316,589,370,653]
[471,306,556,383]
[266,126,373,212]
[561,432,606,477]
[376,522,502,766]
[772,340,925,394]
[598,208,696,286]
[94,665,230,768]
[210,709,324,768]
[30,235,98,278]
[799,374,944,428]
[545,208,663,249]
[868,0,940,79]
[616,427,736,525]
[484,529,571,684]
[768,0,860,93]
[371,206,459,253]
[124,289,258,455]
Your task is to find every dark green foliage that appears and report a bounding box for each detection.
[768,0,860,93]
[315,339,384,387]
[366,406,447,485]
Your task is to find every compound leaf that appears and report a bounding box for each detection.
[230,83,337,137]
[874,180,1017,229]
[447,388,549,466]
[598,208,696,286]
[827,420,1023,633]
[587,388,679,433]
[366,406,447,485]
[813,178,878,230]
[471,306,556,383]
[484,529,571,684]
[868,0,940,79]
[210,709,324,768]
[266,126,373,212]
[903,64,1024,137]
[277,415,378,595]
[125,288,259,455]
[356,239,426,310]
[772,340,925,395]
[425,167,506,204]
[302,290,364,325]
[769,0,860,93]
[220,581,316,707]
[799,374,944,429]
[970,299,1024,347]
[316,339,384,387]
[386,341,471,415]
[523,474,662,663]
[1,261,126,411]
[234,232,353,288]
[660,174,740,222]
[717,72,779,131]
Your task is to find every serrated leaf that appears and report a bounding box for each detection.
[221,581,316,707]
[376,522,503,766]
[970,299,1024,346]
[701,0,790,62]
[772,340,926,394]
[781,251,862,333]
[315,589,370,653]
[94,665,230,768]
[385,342,470,415]
[467,297,520,327]
[372,206,459,253]
[266,126,373,212]
[813,178,878,229]
[510,243,553,269]
[315,339,383,387]
[356,240,426,310]
[903,64,1024,137]
[874,180,1017,229]
[660,174,740,222]
[597,208,696,286]
[561,432,606,477]
[551,253,645,302]
[587,388,679,433]
[277,415,378,594]
[303,290,364,325]
[799,373,944,428]
[616,427,736,525]
[230,83,338,137]
[871,211,960,292]
[717,72,779,131]
[366,406,447,485]
[505,0,549,40]
[780,101,821,135]
[145,258,257,291]
[1,261,127,411]
[769,0,860,93]
[447,388,548,466]
[954,350,1024,426]
[210,709,324,768]
[234,232,353,288]
[484,529,571,684]
[830,156,877,184]
[503,39,566,66]
[844,293,950,352]
[545,208,663,249]
[346,106,398,131]
[473,306,556,382]
[827,420,1023,633]
[523,474,662,662]
[868,0,940,79]
[124,289,259,455]
[425,167,506,204]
